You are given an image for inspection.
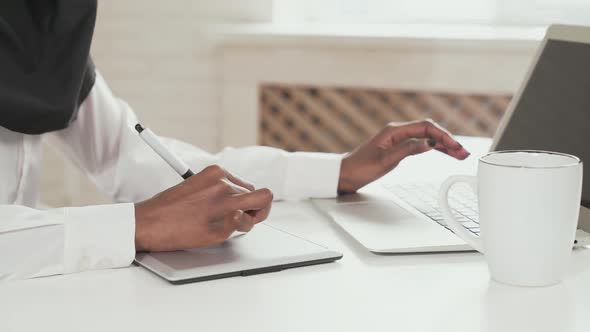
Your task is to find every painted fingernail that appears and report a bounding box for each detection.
[427,138,437,147]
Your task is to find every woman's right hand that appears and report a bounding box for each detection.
[134,165,273,252]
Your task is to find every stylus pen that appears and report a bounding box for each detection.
[135,123,195,179]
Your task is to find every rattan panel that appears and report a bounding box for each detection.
[259,84,511,153]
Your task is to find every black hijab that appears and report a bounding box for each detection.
[0,0,97,135]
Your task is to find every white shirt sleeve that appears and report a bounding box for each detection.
[0,203,135,281]
[4,71,340,280]
[46,72,342,203]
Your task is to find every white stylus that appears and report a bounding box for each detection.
[135,123,195,179]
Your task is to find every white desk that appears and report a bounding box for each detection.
[2,136,590,331]
[2,198,590,332]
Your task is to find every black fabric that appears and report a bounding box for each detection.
[0,0,97,135]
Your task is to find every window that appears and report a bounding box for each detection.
[273,0,590,26]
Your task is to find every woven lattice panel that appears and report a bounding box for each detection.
[259,84,511,153]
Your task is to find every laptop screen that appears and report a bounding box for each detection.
[494,38,590,207]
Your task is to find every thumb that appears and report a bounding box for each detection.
[383,138,432,167]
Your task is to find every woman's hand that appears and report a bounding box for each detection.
[134,165,273,252]
[338,119,470,194]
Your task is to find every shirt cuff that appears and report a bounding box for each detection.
[285,152,343,199]
[62,203,136,274]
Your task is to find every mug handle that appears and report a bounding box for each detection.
[438,175,484,253]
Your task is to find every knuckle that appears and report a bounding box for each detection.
[422,121,435,133]
[386,122,400,129]
[213,180,232,194]
[205,165,224,177]
[383,124,399,135]
[259,188,274,202]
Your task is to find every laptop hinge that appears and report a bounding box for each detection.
[579,205,590,232]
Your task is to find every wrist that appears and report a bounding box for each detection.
[338,153,357,194]
[134,201,155,252]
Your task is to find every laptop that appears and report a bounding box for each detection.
[313,24,590,253]
[135,224,342,284]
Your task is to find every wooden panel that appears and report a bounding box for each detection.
[259,84,511,153]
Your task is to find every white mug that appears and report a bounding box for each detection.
[439,150,583,287]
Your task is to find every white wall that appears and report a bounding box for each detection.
[40,1,271,206]
[91,0,270,147]
[91,1,273,150]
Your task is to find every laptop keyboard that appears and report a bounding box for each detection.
[383,183,480,236]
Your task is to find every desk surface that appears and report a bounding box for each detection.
[3,140,590,332]
[3,200,590,332]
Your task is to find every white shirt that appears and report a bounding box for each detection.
[0,72,342,281]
